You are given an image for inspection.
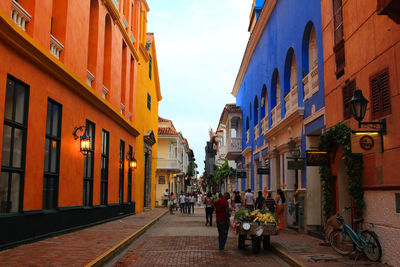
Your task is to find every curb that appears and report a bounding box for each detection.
[271,244,307,267]
[85,209,169,267]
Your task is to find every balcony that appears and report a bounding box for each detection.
[246,129,250,144]
[254,124,259,140]
[226,137,242,160]
[303,65,319,101]
[157,159,180,170]
[284,86,299,116]
[11,0,31,31]
[50,35,64,59]
[271,103,281,127]
[261,116,268,135]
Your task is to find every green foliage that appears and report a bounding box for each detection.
[319,123,365,219]
[214,161,236,185]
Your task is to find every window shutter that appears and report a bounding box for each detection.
[371,69,391,119]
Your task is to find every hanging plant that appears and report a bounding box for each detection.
[319,123,364,219]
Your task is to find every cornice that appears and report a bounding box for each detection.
[0,10,140,137]
[139,43,150,62]
[303,107,325,126]
[232,0,277,97]
[242,146,252,156]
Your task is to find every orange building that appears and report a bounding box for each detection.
[0,0,159,248]
[322,0,399,265]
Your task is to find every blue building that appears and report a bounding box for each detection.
[232,0,325,232]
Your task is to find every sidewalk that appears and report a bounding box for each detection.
[0,208,167,267]
[271,229,389,267]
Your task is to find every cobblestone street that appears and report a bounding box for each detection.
[107,207,290,267]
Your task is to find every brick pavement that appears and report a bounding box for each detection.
[0,208,167,267]
[107,208,290,267]
[271,229,391,266]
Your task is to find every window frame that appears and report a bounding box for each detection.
[43,98,63,210]
[127,145,133,202]
[119,140,125,204]
[342,80,356,120]
[83,120,95,207]
[332,0,345,78]
[101,130,109,205]
[0,75,30,214]
[147,93,151,111]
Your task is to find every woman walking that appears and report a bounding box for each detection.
[204,192,214,226]
[275,189,286,229]
[234,191,242,212]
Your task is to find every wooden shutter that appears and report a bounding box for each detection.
[332,0,345,77]
[343,80,356,120]
[371,69,391,119]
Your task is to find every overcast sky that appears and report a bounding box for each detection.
[147,0,252,173]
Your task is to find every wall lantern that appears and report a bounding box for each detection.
[126,153,137,170]
[73,126,90,155]
[350,89,386,134]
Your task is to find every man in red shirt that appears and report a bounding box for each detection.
[215,192,230,251]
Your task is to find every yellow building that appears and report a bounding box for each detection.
[156,117,191,205]
[133,1,162,211]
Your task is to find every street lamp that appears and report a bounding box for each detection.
[126,153,137,170]
[350,89,386,134]
[73,126,90,155]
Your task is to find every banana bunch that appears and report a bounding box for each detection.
[253,212,277,224]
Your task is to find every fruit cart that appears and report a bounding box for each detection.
[234,209,279,254]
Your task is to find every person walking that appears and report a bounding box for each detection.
[275,189,286,229]
[215,193,230,251]
[169,192,175,214]
[189,193,195,214]
[265,192,276,213]
[234,191,242,212]
[179,191,186,213]
[255,191,265,210]
[244,189,255,210]
[204,192,214,226]
[163,189,169,208]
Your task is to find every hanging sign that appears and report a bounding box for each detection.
[306,151,329,166]
[257,168,270,175]
[351,132,382,154]
[288,160,305,170]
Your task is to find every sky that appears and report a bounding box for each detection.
[147,0,252,174]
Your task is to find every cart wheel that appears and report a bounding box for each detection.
[238,234,246,249]
[263,235,270,250]
[252,236,261,254]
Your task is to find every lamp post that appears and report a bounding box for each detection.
[350,89,386,134]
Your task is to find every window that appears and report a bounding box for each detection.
[370,69,391,119]
[0,75,29,213]
[149,55,152,80]
[128,145,133,202]
[119,140,125,204]
[147,93,151,110]
[159,176,165,184]
[342,80,356,120]
[83,120,95,206]
[101,130,109,205]
[332,0,345,78]
[43,99,62,210]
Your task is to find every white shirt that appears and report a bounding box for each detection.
[189,196,195,203]
[244,192,254,205]
[179,194,186,204]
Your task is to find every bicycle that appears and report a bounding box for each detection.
[329,207,382,262]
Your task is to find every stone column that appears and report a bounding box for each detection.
[270,150,280,196]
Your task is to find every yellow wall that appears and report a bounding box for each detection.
[133,31,162,212]
[158,138,169,158]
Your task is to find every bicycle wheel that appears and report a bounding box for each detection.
[361,230,382,262]
[329,229,355,256]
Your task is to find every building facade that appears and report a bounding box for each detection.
[0,0,160,248]
[232,0,325,232]
[156,117,192,204]
[321,0,400,265]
